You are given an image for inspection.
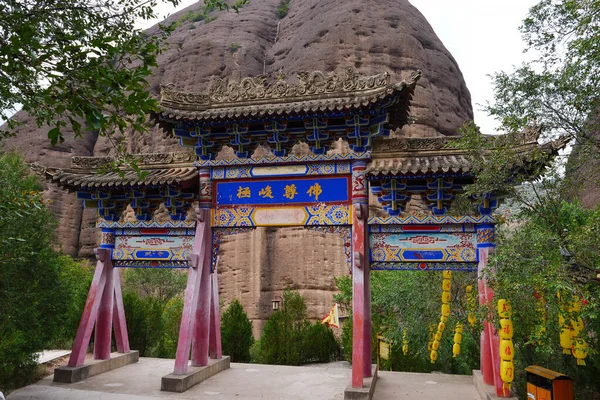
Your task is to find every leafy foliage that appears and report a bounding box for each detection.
[0,154,92,391]
[335,272,479,375]
[490,201,600,398]
[256,289,338,365]
[277,0,291,19]
[121,268,186,357]
[0,0,246,167]
[221,299,254,362]
[486,0,600,159]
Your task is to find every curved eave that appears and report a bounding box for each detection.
[30,164,199,192]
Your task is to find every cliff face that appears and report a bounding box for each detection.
[1,0,473,328]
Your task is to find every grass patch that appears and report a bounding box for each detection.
[277,0,291,19]
[229,43,242,53]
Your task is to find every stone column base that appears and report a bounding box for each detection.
[344,365,378,400]
[161,356,231,393]
[53,351,139,383]
[473,370,519,400]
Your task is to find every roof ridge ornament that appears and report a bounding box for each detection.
[160,67,396,109]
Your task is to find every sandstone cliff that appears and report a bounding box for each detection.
[1,0,473,330]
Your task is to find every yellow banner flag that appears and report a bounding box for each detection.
[321,303,340,328]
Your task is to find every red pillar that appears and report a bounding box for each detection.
[94,256,114,360]
[209,257,223,359]
[67,248,109,367]
[191,226,211,366]
[112,267,130,353]
[351,160,372,388]
[174,168,213,374]
[477,224,505,396]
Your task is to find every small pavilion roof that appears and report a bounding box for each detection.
[158,68,420,129]
[367,129,569,176]
[30,152,198,192]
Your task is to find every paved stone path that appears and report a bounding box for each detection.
[8,358,480,400]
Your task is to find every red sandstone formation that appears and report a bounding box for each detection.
[1,0,473,333]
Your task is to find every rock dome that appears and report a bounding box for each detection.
[2,0,473,333]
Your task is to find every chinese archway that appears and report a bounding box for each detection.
[33,68,564,397]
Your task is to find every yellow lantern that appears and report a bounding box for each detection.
[441,304,450,317]
[453,332,462,343]
[466,285,477,326]
[455,324,463,334]
[497,299,512,318]
[430,349,438,363]
[559,328,573,354]
[434,331,442,341]
[499,319,513,340]
[442,279,451,292]
[443,270,452,279]
[452,343,461,358]
[500,360,515,383]
[440,315,448,323]
[571,317,584,336]
[432,339,440,351]
[427,324,435,351]
[402,329,409,356]
[500,339,515,361]
[441,291,451,304]
[572,337,587,366]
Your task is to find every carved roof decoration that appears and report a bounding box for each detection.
[31,152,198,192]
[70,152,196,170]
[367,132,569,176]
[158,68,420,128]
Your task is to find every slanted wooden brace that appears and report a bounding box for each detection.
[68,229,130,367]
[173,168,222,375]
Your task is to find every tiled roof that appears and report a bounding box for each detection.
[158,68,420,129]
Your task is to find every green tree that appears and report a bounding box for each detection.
[257,289,338,365]
[121,268,186,357]
[489,201,600,398]
[0,154,92,391]
[0,0,246,165]
[487,1,600,145]
[335,271,479,375]
[221,299,254,362]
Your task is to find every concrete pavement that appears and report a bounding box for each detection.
[9,357,481,400]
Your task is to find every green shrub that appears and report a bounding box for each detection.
[221,299,254,362]
[122,290,164,357]
[257,289,338,365]
[157,295,184,358]
[277,0,290,19]
[303,322,338,363]
[0,154,93,391]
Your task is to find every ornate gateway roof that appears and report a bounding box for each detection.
[160,68,420,126]
[157,68,421,160]
[366,129,569,176]
[31,152,198,221]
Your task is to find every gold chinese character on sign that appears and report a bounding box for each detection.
[283,184,298,200]
[258,185,274,199]
[237,186,251,198]
[306,183,323,201]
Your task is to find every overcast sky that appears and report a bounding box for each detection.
[144,0,540,134]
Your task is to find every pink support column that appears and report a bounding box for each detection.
[94,256,115,360]
[112,267,130,353]
[173,168,213,374]
[209,256,223,359]
[351,160,372,388]
[173,220,207,374]
[191,226,212,366]
[67,248,109,367]
[477,224,505,397]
